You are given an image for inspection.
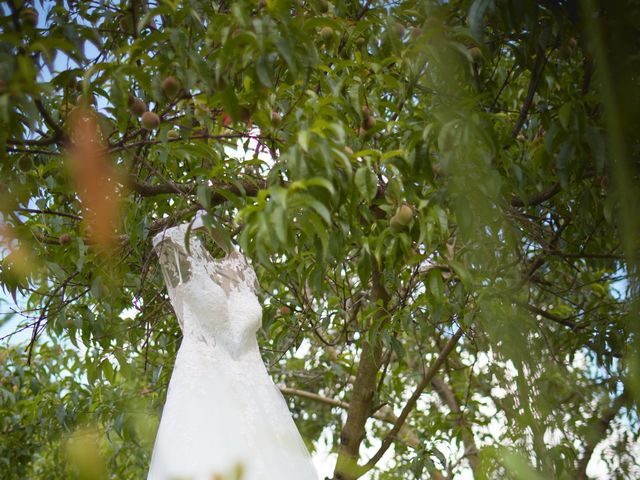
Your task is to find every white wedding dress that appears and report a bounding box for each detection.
[147,219,318,480]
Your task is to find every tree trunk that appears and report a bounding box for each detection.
[333,340,382,480]
[332,264,389,480]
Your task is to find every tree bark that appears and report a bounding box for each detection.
[332,264,389,480]
[333,341,383,480]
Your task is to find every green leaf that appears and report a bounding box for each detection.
[469,0,494,41]
[197,183,211,209]
[428,268,444,300]
[255,56,274,88]
[46,262,67,281]
[501,449,546,480]
[288,177,335,195]
[357,252,372,286]
[271,206,288,245]
[586,127,606,173]
[306,196,332,224]
[355,166,378,201]
[450,260,472,286]
[298,130,310,152]
[558,102,572,130]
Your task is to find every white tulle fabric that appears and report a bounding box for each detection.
[147,221,318,480]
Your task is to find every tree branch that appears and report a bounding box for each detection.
[431,376,479,475]
[108,132,266,154]
[542,250,622,260]
[356,0,374,20]
[360,327,464,475]
[510,182,561,207]
[126,175,266,200]
[34,99,64,141]
[16,208,82,221]
[127,176,193,196]
[7,136,61,147]
[514,300,577,329]
[279,386,419,448]
[511,46,547,139]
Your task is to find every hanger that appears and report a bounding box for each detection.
[152,209,232,256]
[186,209,234,257]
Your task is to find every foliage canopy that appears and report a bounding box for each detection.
[1,0,639,479]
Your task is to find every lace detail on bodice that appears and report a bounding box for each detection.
[153,223,258,297]
[152,221,261,352]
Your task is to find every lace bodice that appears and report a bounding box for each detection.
[153,222,262,354]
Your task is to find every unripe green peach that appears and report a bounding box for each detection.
[363,115,376,130]
[396,203,414,225]
[318,0,329,13]
[141,111,160,130]
[320,26,334,43]
[20,8,38,28]
[162,76,181,98]
[167,129,180,140]
[468,46,483,64]
[390,215,405,233]
[128,97,147,116]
